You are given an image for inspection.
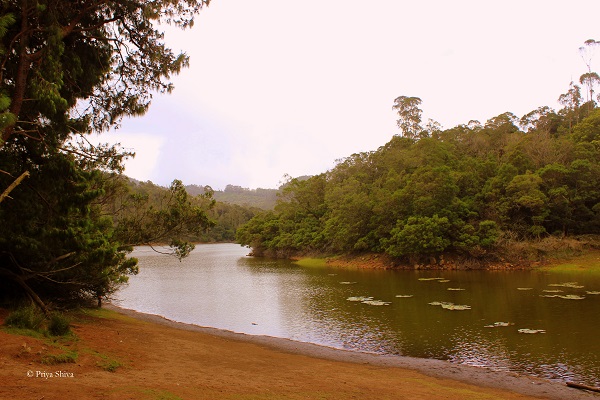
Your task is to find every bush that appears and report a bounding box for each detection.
[48,312,71,336]
[4,306,45,331]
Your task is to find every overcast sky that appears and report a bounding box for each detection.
[97,0,600,190]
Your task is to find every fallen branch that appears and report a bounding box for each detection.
[566,382,600,393]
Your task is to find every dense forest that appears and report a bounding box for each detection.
[237,60,600,266]
[186,184,278,210]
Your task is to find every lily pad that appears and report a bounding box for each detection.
[485,322,513,328]
[558,294,585,300]
[395,295,414,298]
[361,300,391,306]
[540,294,585,300]
[518,328,546,334]
[441,303,471,310]
[586,291,600,295]
[542,289,563,293]
[428,301,452,306]
[447,288,465,291]
[346,296,373,302]
[548,282,584,289]
[429,301,470,310]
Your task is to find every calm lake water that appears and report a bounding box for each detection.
[115,243,600,386]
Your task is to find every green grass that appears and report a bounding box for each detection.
[293,257,328,268]
[41,349,78,365]
[539,250,600,274]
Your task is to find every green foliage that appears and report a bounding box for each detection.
[5,306,45,331]
[48,312,71,336]
[385,215,452,260]
[42,350,78,365]
[0,1,211,308]
[237,88,600,262]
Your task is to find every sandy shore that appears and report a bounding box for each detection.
[0,305,597,400]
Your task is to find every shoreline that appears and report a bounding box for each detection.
[107,304,596,400]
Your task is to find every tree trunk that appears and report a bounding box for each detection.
[0,267,50,316]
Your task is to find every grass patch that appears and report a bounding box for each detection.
[2,326,46,339]
[293,257,328,268]
[98,358,122,372]
[41,349,78,365]
[539,250,600,274]
[86,349,124,372]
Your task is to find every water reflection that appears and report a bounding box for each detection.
[116,243,600,386]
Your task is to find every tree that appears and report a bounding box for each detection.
[0,1,211,309]
[392,96,423,139]
[558,82,583,133]
[1,0,210,146]
[579,39,599,108]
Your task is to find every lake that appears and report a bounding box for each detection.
[115,243,600,386]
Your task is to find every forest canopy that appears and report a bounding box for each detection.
[237,56,600,264]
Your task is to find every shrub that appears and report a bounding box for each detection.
[48,312,71,336]
[4,306,45,331]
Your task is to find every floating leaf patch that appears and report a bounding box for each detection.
[548,282,584,289]
[346,296,373,302]
[429,301,470,310]
[586,291,600,295]
[517,288,534,291]
[395,295,413,298]
[438,280,451,283]
[540,294,585,300]
[419,277,445,281]
[518,329,546,334]
[447,288,465,291]
[339,281,357,285]
[559,294,585,300]
[485,322,513,328]
[362,300,391,306]
[542,289,563,293]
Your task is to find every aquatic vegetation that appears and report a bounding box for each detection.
[361,300,391,306]
[339,281,357,285]
[429,301,471,310]
[484,322,513,328]
[586,291,600,295]
[447,288,465,291]
[517,288,534,290]
[418,277,445,281]
[518,329,546,334]
[346,296,373,302]
[559,294,585,300]
[542,289,563,293]
[441,303,471,310]
[548,282,584,289]
[438,280,450,283]
[428,301,451,306]
[395,295,414,298]
[540,294,585,300]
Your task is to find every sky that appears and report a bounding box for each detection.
[96,0,600,190]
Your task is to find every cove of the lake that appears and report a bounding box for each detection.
[115,243,600,386]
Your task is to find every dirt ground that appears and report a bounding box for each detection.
[0,306,597,400]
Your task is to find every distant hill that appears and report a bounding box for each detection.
[186,184,279,210]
